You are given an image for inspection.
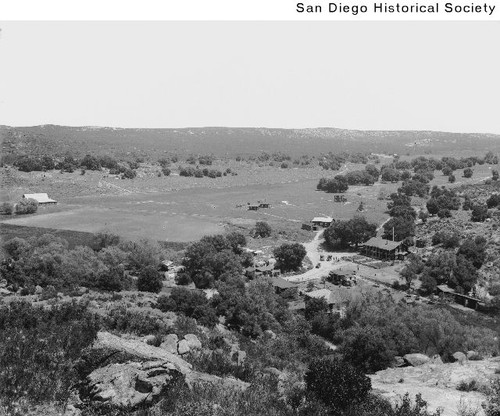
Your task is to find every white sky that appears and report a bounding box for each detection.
[0,21,499,133]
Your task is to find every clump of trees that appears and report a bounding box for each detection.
[179,166,223,178]
[382,193,416,241]
[14,198,38,215]
[317,176,349,193]
[471,204,489,222]
[413,235,487,295]
[1,233,163,292]
[426,186,461,218]
[254,221,272,238]
[10,153,141,179]
[307,293,499,372]
[273,243,307,272]
[181,233,249,288]
[324,216,377,249]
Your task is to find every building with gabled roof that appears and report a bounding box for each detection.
[23,193,57,204]
[360,237,408,260]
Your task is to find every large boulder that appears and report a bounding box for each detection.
[93,332,192,375]
[184,334,202,350]
[177,339,190,355]
[85,361,182,408]
[467,351,481,360]
[403,353,430,367]
[452,351,467,364]
[160,334,179,354]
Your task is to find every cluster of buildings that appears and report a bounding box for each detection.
[247,202,271,211]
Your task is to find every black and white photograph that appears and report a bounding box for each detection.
[0,16,500,416]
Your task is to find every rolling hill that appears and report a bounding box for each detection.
[1,125,499,159]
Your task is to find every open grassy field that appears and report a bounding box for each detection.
[0,174,400,242]
[1,158,498,244]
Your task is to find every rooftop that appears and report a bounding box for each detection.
[23,193,57,203]
[312,216,333,223]
[270,277,297,290]
[361,237,403,251]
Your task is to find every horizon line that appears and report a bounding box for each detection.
[1,124,500,136]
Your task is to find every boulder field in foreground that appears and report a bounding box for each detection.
[370,357,500,416]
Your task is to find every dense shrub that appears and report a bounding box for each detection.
[471,204,489,222]
[182,234,247,289]
[0,301,99,409]
[102,305,169,336]
[305,356,371,411]
[15,198,38,215]
[317,176,349,193]
[137,265,163,293]
[0,202,14,215]
[324,216,376,249]
[254,221,272,238]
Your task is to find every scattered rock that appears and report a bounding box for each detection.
[143,335,157,345]
[393,356,405,367]
[184,334,202,350]
[452,352,467,364]
[160,334,179,354]
[0,288,12,296]
[430,354,444,365]
[177,339,190,355]
[467,351,480,360]
[403,353,430,367]
[76,286,88,295]
[35,285,43,295]
[263,330,277,340]
[262,367,282,377]
[231,350,247,366]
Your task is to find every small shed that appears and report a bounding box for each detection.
[436,285,481,310]
[23,193,57,204]
[311,216,334,228]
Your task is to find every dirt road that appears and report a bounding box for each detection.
[285,230,357,283]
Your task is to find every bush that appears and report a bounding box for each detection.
[471,204,489,222]
[305,356,371,411]
[137,265,163,293]
[254,221,272,238]
[15,198,38,215]
[0,202,14,215]
[0,301,99,409]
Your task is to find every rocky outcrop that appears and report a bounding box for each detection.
[370,357,500,416]
[93,332,192,374]
[157,333,202,356]
[160,334,179,354]
[86,361,182,408]
[85,332,249,409]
